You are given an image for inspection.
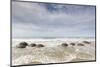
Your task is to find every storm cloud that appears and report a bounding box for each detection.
[12,1,96,38]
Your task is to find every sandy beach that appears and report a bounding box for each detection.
[12,38,95,66]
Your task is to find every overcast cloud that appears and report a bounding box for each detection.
[12,1,96,38]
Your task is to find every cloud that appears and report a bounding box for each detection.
[12,1,96,38]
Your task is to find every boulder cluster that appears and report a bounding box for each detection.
[16,42,44,48]
[61,41,91,47]
[16,41,91,48]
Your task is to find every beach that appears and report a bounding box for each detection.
[12,38,95,66]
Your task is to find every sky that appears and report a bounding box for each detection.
[12,1,96,38]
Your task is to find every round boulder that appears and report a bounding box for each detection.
[82,41,91,44]
[37,44,44,47]
[61,43,68,47]
[77,43,84,46]
[29,43,36,47]
[70,43,75,46]
[17,42,28,48]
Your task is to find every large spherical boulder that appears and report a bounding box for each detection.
[29,43,36,47]
[61,43,68,47]
[77,43,84,46]
[37,44,44,47]
[70,43,75,46]
[17,42,28,48]
[82,41,91,44]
